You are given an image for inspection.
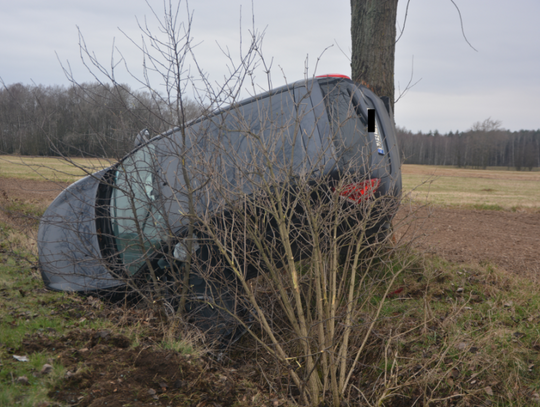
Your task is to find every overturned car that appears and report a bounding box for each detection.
[38,74,402,340]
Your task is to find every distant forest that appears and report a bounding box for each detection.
[397,122,540,170]
[0,82,200,159]
[1,83,539,169]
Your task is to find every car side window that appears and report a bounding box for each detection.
[111,144,166,274]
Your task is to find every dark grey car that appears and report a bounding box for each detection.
[38,74,402,313]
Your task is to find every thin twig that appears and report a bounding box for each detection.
[449,0,478,52]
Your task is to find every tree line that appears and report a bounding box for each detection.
[397,118,540,170]
[0,82,201,159]
[1,83,539,170]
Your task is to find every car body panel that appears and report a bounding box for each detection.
[38,169,124,291]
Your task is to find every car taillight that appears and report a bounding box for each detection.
[333,178,380,203]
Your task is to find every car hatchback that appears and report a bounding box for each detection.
[38,74,402,312]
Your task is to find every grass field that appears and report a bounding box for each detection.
[2,155,539,210]
[402,164,540,210]
[2,157,540,405]
[0,155,112,183]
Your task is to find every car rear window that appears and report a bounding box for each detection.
[319,81,371,168]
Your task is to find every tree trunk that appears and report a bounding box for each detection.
[350,0,398,113]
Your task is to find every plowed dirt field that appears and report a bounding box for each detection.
[396,204,540,278]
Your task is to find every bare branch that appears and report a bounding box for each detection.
[450,0,479,52]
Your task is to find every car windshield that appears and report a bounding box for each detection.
[111,143,166,275]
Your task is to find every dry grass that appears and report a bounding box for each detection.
[0,155,112,183]
[346,253,540,406]
[232,249,540,406]
[2,157,538,211]
[402,164,540,209]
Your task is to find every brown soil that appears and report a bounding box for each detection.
[396,204,540,278]
[10,294,283,407]
[0,177,68,208]
[19,323,281,407]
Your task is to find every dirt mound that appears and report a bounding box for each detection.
[16,328,281,407]
[20,329,130,355]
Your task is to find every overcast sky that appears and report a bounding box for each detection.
[1,0,539,133]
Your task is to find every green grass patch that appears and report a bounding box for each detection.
[2,199,46,219]
[160,337,197,355]
[0,221,116,406]
[469,203,506,211]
